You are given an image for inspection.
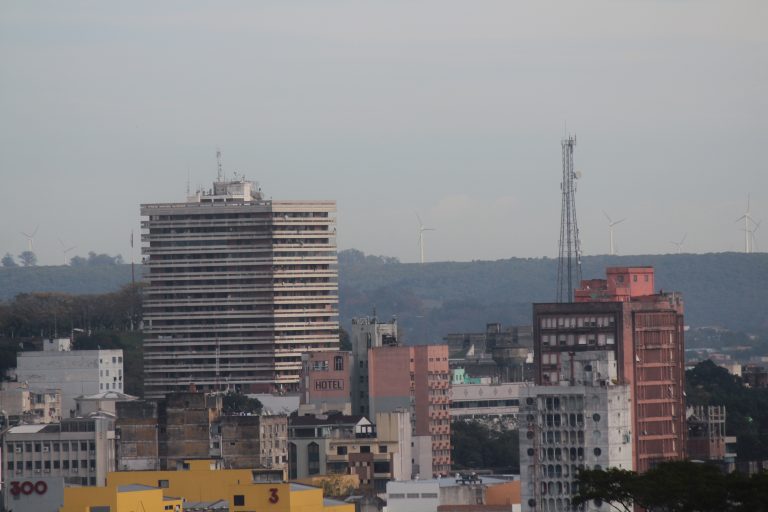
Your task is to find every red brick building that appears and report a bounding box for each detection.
[368,344,451,476]
[534,266,686,472]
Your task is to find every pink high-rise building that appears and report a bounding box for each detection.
[368,344,451,476]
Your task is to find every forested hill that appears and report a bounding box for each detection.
[1,252,766,342]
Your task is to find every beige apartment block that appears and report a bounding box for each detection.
[141,177,339,398]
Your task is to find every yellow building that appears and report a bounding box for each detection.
[62,484,182,512]
[61,460,352,512]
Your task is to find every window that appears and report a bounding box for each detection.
[360,445,371,453]
[158,480,169,488]
[233,495,245,506]
[336,446,347,455]
[307,442,320,475]
[334,356,344,371]
[378,445,387,453]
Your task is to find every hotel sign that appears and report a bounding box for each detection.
[314,379,344,391]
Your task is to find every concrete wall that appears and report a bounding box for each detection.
[115,400,160,471]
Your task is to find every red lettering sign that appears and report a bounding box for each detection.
[10,481,47,496]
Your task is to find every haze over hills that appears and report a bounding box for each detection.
[0,251,766,343]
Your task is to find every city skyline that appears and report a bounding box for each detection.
[1,1,766,264]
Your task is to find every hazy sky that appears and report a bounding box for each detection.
[1,1,766,265]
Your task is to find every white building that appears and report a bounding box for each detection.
[2,415,116,512]
[519,352,632,512]
[386,476,519,512]
[15,340,123,415]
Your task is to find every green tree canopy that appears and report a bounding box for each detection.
[575,461,768,512]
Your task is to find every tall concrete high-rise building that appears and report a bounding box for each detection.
[533,267,686,473]
[140,176,338,399]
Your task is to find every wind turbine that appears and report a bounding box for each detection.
[602,211,626,256]
[750,220,761,253]
[20,225,39,252]
[669,233,687,255]
[416,213,435,264]
[736,194,757,253]
[59,239,76,265]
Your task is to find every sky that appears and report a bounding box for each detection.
[1,1,766,265]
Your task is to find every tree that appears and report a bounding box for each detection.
[222,392,263,415]
[18,251,37,267]
[574,461,768,512]
[1,253,17,267]
[339,328,351,351]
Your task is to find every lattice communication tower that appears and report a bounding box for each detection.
[556,135,582,302]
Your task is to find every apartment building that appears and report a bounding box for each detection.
[533,267,686,473]
[141,176,338,398]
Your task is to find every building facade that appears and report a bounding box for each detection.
[288,411,411,495]
[533,267,686,473]
[141,176,338,398]
[15,340,123,414]
[300,350,351,415]
[519,349,633,512]
[350,316,398,416]
[368,344,451,476]
[259,414,288,472]
[0,383,62,426]
[115,391,277,473]
[99,459,352,512]
[450,373,523,428]
[2,415,116,510]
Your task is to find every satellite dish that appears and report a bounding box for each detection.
[574,170,583,179]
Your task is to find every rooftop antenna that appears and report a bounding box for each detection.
[186,168,191,196]
[416,213,436,264]
[602,211,626,256]
[58,239,76,265]
[669,233,687,255]
[736,194,756,253]
[20,225,39,252]
[216,148,225,182]
[556,135,582,302]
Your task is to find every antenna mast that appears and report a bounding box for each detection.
[216,149,224,182]
[556,135,582,302]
